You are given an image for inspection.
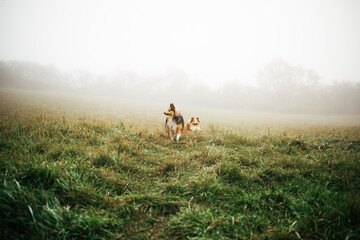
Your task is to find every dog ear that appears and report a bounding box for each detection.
[170,103,175,109]
[196,117,200,122]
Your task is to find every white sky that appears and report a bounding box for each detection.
[0,0,359,88]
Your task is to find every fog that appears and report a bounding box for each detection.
[0,0,360,115]
[1,60,359,115]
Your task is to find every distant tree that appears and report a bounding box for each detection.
[0,61,63,90]
[256,58,320,91]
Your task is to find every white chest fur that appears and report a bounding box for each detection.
[166,120,178,132]
[189,125,201,131]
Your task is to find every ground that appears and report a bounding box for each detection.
[0,88,359,239]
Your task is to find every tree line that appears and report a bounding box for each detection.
[1,60,359,114]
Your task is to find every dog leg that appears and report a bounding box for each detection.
[169,129,175,141]
[175,128,182,141]
[175,133,181,141]
[165,126,172,140]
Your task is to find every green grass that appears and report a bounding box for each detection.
[0,92,360,239]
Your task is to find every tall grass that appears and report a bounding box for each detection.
[0,92,359,239]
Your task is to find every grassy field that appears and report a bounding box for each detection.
[0,88,360,239]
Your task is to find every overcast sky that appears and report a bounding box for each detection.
[1,0,359,88]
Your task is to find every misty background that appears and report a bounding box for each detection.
[1,0,360,115]
[1,59,359,115]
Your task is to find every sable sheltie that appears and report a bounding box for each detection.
[164,103,184,141]
[185,117,201,132]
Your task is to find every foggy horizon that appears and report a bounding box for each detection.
[1,0,360,115]
[1,59,360,115]
[1,0,360,87]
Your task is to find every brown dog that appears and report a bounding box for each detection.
[164,103,184,141]
[184,117,201,132]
